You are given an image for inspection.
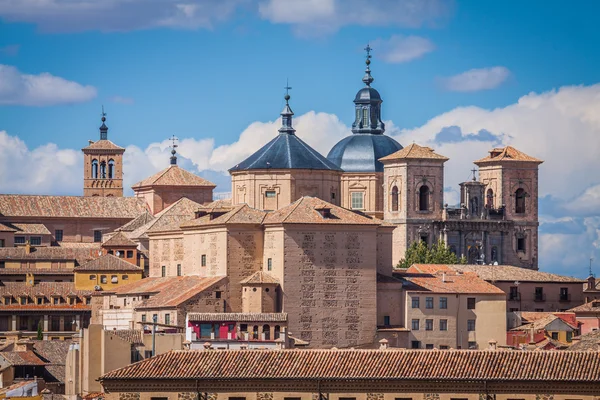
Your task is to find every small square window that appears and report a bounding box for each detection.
[89,275,96,280]
[122,275,128,280]
[411,340,420,349]
[517,237,526,252]
[467,297,476,309]
[425,297,433,309]
[425,344,434,349]
[439,297,448,309]
[265,191,276,198]
[383,315,390,326]
[100,275,107,284]
[411,319,419,330]
[14,236,25,245]
[411,296,419,308]
[215,291,222,299]
[468,341,477,349]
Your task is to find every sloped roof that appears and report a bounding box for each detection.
[570,300,600,313]
[379,143,448,162]
[10,223,52,235]
[474,146,543,164]
[240,271,279,285]
[109,329,144,345]
[0,223,17,232]
[0,282,92,311]
[0,247,98,264]
[127,198,203,237]
[102,232,137,247]
[0,195,147,219]
[449,264,584,283]
[0,351,46,366]
[74,254,142,272]
[100,348,600,382]
[188,313,287,323]
[117,211,155,232]
[229,133,342,172]
[263,197,381,225]
[511,314,578,332]
[568,330,600,351]
[82,139,124,151]
[395,265,505,295]
[181,204,267,228]
[132,165,215,189]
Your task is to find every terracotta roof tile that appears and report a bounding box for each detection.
[132,165,215,188]
[570,300,600,313]
[181,204,267,228]
[11,223,52,235]
[102,232,137,247]
[117,211,155,232]
[0,195,147,219]
[395,265,505,294]
[109,329,144,345]
[0,351,46,366]
[474,146,543,164]
[0,247,98,264]
[568,330,600,351]
[74,254,141,272]
[240,271,279,285]
[100,348,600,382]
[127,198,203,236]
[379,143,449,162]
[0,282,92,311]
[82,139,124,151]
[188,313,287,322]
[449,264,584,283]
[0,223,17,232]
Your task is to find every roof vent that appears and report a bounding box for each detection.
[315,207,332,218]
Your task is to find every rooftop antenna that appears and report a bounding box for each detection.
[169,135,179,166]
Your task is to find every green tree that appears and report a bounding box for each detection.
[37,321,43,340]
[395,239,465,269]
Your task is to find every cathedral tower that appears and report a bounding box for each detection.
[82,110,125,197]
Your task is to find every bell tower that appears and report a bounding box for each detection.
[82,109,125,197]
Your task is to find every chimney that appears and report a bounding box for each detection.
[379,338,389,350]
[203,342,212,350]
[488,339,497,350]
[442,272,446,283]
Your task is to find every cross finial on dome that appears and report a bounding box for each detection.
[279,82,295,135]
[170,135,179,165]
[99,105,108,140]
[362,44,374,87]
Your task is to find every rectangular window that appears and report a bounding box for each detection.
[439,297,447,309]
[467,297,476,309]
[20,297,27,305]
[439,345,449,350]
[468,341,477,349]
[141,314,146,322]
[425,319,433,331]
[467,319,476,331]
[425,297,434,309]
[439,319,448,331]
[93,230,102,243]
[122,275,128,280]
[85,297,91,305]
[410,340,420,349]
[37,297,43,305]
[201,255,207,267]
[161,266,166,277]
[535,287,544,302]
[89,275,96,280]
[509,286,520,301]
[331,192,336,200]
[100,275,107,284]
[267,258,272,271]
[127,250,133,258]
[362,108,369,126]
[53,297,60,305]
[215,291,222,299]
[14,236,25,244]
[55,229,64,242]
[265,191,276,198]
[425,344,434,349]
[29,236,41,246]
[177,264,182,276]
[351,192,364,209]
[0,261,4,269]
[0,239,4,248]
[551,332,559,340]
[517,237,525,252]
[383,315,390,326]
[411,296,420,308]
[411,319,419,330]
[111,275,118,283]
[560,287,570,302]
[165,314,170,325]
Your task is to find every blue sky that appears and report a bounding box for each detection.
[1,0,600,277]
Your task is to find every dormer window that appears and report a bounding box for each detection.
[3,296,11,305]
[20,296,28,305]
[37,296,45,305]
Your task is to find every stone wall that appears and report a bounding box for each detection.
[340,172,384,218]
[226,229,264,312]
[149,235,185,277]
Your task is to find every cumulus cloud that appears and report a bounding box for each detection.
[0,64,96,106]
[0,0,247,33]
[371,35,435,63]
[439,66,510,92]
[258,0,452,36]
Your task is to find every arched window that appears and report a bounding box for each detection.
[486,189,494,208]
[515,188,526,214]
[100,161,107,179]
[274,325,281,339]
[391,186,399,212]
[252,325,259,340]
[470,196,479,216]
[468,246,479,264]
[91,159,98,179]
[419,185,430,211]
[362,108,369,128]
[263,324,270,340]
[491,246,498,263]
[108,159,115,179]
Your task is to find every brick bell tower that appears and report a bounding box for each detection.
[82,109,125,197]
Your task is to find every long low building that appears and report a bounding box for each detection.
[99,348,600,398]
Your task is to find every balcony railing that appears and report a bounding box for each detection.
[444,206,505,221]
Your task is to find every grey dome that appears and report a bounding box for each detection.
[354,87,382,103]
[327,134,402,173]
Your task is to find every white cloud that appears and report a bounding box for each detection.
[0,64,96,106]
[258,0,452,36]
[0,0,247,33]
[371,35,435,63]
[440,66,510,92]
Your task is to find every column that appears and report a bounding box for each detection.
[43,315,49,331]
[59,316,65,332]
[11,315,16,331]
[75,315,81,331]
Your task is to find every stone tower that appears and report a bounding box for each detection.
[82,111,125,197]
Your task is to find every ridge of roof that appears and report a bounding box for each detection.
[102,231,137,247]
[379,143,448,162]
[132,165,216,188]
[82,139,125,151]
[474,146,543,164]
[240,271,280,285]
[74,254,142,272]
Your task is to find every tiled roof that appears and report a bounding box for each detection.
[100,348,600,382]
[109,329,144,345]
[112,276,225,310]
[11,223,52,235]
[568,330,600,351]
[0,351,46,366]
[0,247,98,264]
[117,211,155,232]
[448,264,584,283]
[32,340,70,365]
[132,165,215,188]
[474,146,543,164]
[82,139,125,151]
[0,282,92,311]
[240,271,279,285]
[198,199,232,210]
[263,197,381,225]
[146,198,205,233]
[0,195,147,219]
[0,268,74,275]
[181,204,266,228]
[74,254,142,272]
[569,300,600,313]
[55,242,101,250]
[379,143,449,162]
[188,313,287,322]
[394,265,505,294]
[511,314,578,332]
[102,232,137,247]
[0,223,17,232]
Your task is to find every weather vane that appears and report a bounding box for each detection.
[365,44,372,60]
[101,105,106,120]
[170,135,179,151]
[284,79,292,102]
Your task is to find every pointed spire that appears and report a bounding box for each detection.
[279,82,295,135]
[169,135,179,165]
[99,106,108,140]
[362,44,374,87]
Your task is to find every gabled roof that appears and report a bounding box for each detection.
[127,198,203,237]
[0,351,46,366]
[511,314,578,332]
[102,232,137,247]
[188,313,287,323]
[240,271,279,285]
[449,264,584,283]
[568,330,600,351]
[0,282,92,311]
[0,195,147,219]
[474,146,543,164]
[132,165,215,189]
[569,300,600,313]
[74,254,142,272]
[181,204,267,228]
[263,197,381,225]
[10,223,51,235]
[379,143,448,162]
[117,211,155,232]
[109,329,144,345]
[0,247,98,264]
[229,133,342,172]
[82,139,125,151]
